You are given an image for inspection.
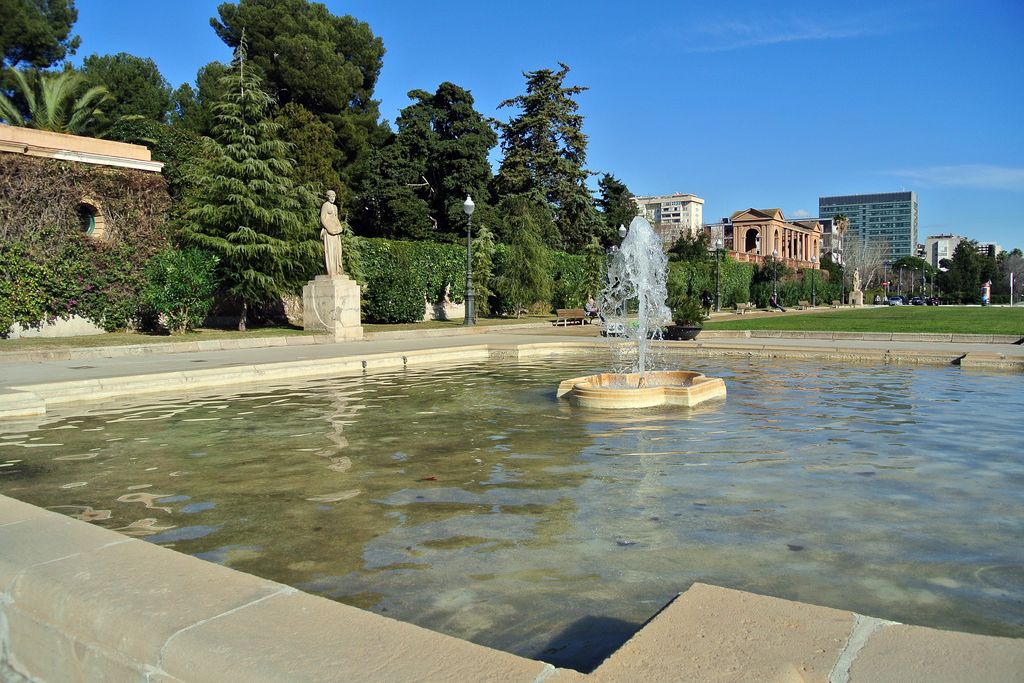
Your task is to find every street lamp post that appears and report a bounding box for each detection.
[714,238,723,312]
[811,255,818,306]
[772,249,779,297]
[462,195,475,326]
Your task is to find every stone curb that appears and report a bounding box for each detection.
[701,331,1023,344]
[0,324,556,364]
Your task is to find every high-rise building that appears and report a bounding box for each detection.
[924,234,964,268]
[818,192,918,259]
[633,193,704,246]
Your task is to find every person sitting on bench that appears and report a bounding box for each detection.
[769,293,786,312]
[584,296,601,320]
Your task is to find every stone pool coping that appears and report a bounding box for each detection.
[2,494,1021,682]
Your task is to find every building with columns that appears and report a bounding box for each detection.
[710,208,821,269]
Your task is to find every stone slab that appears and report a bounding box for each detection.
[591,583,854,683]
[8,522,287,668]
[160,588,554,683]
[848,623,1024,683]
[0,502,129,594]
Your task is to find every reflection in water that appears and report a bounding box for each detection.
[1,355,1022,671]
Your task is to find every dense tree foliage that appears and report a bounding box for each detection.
[170,61,230,136]
[493,196,552,315]
[596,173,635,244]
[0,0,79,69]
[81,52,172,123]
[179,44,319,330]
[274,102,343,196]
[667,230,712,263]
[938,241,981,303]
[355,82,496,241]
[0,67,111,135]
[210,0,386,201]
[494,63,600,253]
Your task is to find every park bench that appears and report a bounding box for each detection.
[734,303,751,315]
[552,308,591,326]
[831,300,841,308]
[797,300,811,309]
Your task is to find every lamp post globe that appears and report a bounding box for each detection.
[618,223,627,240]
[463,195,476,326]
[714,238,723,313]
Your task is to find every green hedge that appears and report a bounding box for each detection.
[360,237,593,315]
[667,258,754,308]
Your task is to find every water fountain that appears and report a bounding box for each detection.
[556,216,726,408]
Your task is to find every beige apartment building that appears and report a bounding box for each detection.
[923,234,963,268]
[633,193,704,246]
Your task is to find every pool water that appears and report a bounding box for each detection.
[1,355,1022,671]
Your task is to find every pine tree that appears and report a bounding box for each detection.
[471,225,496,318]
[495,196,552,316]
[596,174,636,244]
[583,235,605,299]
[180,40,319,330]
[494,63,598,253]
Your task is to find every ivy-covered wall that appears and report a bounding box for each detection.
[0,155,171,335]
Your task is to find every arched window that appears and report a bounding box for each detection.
[77,199,105,239]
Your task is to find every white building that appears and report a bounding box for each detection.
[924,234,964,268]
[633,193,704,246]
[975,241,1003,257]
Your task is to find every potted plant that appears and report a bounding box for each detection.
[664,294,706,340]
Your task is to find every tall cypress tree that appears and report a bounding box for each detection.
[180,40,319,330]
[494,63,599,253]
[494,196,552,316]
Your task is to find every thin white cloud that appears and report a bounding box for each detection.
[687,15,894,52]
[885,165,1024,191]
[791,209,812,218]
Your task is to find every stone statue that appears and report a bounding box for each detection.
[853,268,861,292]
[320,190,345,277]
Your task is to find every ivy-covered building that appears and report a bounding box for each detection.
[0,125,171,337]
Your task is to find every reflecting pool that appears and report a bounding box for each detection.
[1,355,1022,671]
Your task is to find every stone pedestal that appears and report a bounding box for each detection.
[851,290,864,307]
[302,275,363,340]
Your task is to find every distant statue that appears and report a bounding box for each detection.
[320,190,345,277]
[852,268,861,292]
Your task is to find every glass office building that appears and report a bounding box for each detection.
[818,191,918,259]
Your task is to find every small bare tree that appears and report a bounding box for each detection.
[843,233,890,289]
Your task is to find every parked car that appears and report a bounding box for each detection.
[910,296,924,306]
[888,296,905,305]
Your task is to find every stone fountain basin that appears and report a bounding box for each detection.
[556,371,726,409]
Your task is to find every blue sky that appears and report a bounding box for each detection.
[70,0,1024,250]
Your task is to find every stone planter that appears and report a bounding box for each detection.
[663,324,702,341]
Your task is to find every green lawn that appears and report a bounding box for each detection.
[704,306,1024,335]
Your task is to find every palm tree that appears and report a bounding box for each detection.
[0,68,113,136]
[832,212,849,265]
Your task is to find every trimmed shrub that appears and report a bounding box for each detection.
[362,249,425,323]
[141,248,219,333]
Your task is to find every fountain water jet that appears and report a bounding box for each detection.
[557,216,726,409]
